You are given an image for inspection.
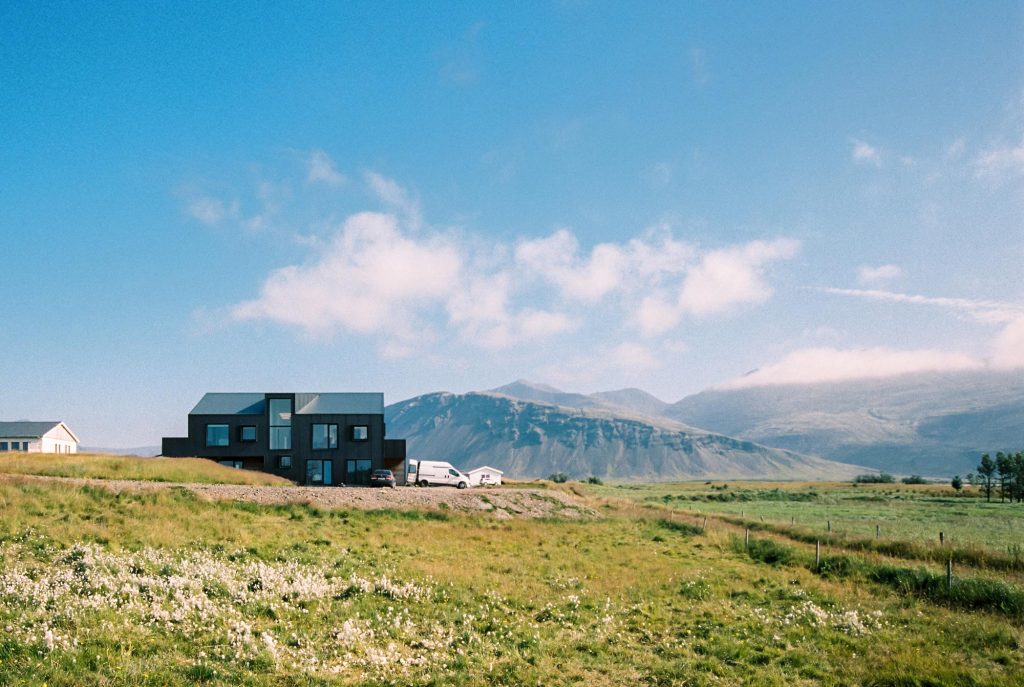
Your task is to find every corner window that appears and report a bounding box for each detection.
[278,455,292,469]
[352,425,368,441]
[0,442,7,451]
[206,424,229,447]
[312,424,338,450]
[239,426,257,442]
[269,398,292,450]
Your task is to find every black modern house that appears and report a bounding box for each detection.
[161,393,407,486]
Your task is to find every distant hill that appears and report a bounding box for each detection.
[385,390,862,481]
[80,446,161,457]
[664,370,1024,476]
[489,380,669,419]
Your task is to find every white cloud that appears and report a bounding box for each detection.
[992,318,1024,368]
[231,212,460,340]
[226,172,799,352]
[851,138,882,167]
[718,346,984,389]
[186,196,239,226]
[306,150,346,186]
[365,172,422,228]
[515,229,626,302]
[539,341,661,389]
[856,264,903,286]
[975,141,1024,179]
[678,238,801,316]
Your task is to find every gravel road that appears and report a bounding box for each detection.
[2,474,598,519]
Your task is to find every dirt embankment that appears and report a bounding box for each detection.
[1,473,598,520]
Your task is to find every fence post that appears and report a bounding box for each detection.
[940,531,945,546]
[947,559,953,592]
[827,520,832,534]
[876,524,880,539]
[745,528,750,549]
[815,540,821,571]
[702,516,707,532]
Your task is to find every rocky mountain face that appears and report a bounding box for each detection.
[664,370,1024,476]
[385,390,863,481]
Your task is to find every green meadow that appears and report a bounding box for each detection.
[0,463,1022,685]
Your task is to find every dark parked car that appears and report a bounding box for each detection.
[370,469,396,488]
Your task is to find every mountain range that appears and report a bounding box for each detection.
[385,371,1024,480]
[385,384,862,481]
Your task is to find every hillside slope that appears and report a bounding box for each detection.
[665,370,1024,475]
[386,391,862,481]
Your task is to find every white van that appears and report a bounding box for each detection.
[408,460,471,489]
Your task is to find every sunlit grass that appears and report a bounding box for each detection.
[0,452,292,486]
[0,480,1022,685]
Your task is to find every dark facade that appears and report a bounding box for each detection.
[161,393,407,486]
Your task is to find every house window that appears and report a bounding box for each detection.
[206,424,229,447]
[306,459,333,485]
[312,424,338,450]
[0,442,7,451]
[278,455,292,469]
[352,425,368,441]
[21,442,29,452]
[269,398,292,450]
[239,426,257,442]
[218,460,244,469]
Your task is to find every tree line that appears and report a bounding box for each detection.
[965,452,1024,502]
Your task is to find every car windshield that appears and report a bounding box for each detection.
[372,470,392,477]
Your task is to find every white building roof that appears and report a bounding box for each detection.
[467,466,504,474]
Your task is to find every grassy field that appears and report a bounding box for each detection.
[0,453,291,486]
[0,468,1022,685]
[593,480,1024,556]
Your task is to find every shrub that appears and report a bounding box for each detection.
[901,475,928,485]
[548,473,569,484]
[854,473,895,484]
[585,476,603,485]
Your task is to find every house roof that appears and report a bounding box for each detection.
[190,393,384,416]
[467,466,504,474]
[0,421,79,443]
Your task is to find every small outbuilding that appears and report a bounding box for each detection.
[467,466,503,486]
[0,421,79,454]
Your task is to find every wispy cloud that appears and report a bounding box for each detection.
[365,172,422,229]
[819,286,1024,323]
[306,149,346,186]
[856,264,903,286]
[185,196,239,226]
[975,140,1024,180]
[851,138,884,166]
[850,138,882,167]
[689,47,709,87]
[718,346,984,389]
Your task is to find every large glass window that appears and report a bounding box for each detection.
[218,460,243,469]
[0,442,7,451]
[352,425,368,441]
[312,424,338,450]
[269,398,292,450]
[206,424,229,447]
[239,425,257,442]
[306,459,333,485]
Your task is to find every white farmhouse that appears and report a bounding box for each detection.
[466,466,503,486]
[0,421,79,454]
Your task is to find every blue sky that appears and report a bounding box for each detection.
[2,2,1023,446]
